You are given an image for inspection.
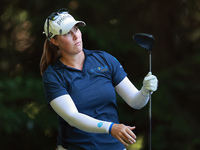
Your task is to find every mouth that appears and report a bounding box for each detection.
[75,41,81,46]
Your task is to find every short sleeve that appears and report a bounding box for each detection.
[42,67,68,104]
[104,52,127,87]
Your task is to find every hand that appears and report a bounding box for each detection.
[142,72,158,95]
[110,124,136,146]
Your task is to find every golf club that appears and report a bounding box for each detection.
[132,33,155,150]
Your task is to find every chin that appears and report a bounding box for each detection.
[76,47,83,53]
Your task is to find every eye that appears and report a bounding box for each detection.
[75,26,79,31]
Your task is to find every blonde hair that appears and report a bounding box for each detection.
[40,39,61,75]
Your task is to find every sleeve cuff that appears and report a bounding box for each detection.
[109,123,114,134]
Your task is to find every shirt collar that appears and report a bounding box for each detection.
[52,49,93,70]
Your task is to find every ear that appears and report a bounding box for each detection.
[50,38,58,46]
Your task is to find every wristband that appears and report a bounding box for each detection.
[109,123,114,134]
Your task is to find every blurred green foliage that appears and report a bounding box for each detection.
[0,0,200,149]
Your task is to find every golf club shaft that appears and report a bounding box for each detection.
[149,52,152,150]
[149,94,152,150]
[132,33,155,150]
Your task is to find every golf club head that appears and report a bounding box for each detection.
[133,33,155,52]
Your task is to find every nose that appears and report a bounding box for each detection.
[72,30,78,40]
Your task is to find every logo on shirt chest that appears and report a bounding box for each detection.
[90,65,108,73]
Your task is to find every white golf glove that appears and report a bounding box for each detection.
[141,72,158,95]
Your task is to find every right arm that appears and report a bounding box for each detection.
[50,94,136,146]
[50,94,111,133]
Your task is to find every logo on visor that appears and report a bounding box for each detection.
[57,15,72,26]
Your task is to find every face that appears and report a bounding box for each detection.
[51,25,83,55]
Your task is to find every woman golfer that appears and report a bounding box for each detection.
[40,8,158,150]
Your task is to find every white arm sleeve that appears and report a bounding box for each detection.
[50,95,112,133]
[115,77,149,109]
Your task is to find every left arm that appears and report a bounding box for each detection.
[115,72,158,109]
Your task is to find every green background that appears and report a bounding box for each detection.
[0,0,199,149]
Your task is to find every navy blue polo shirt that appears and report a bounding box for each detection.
[43,49,127,150]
